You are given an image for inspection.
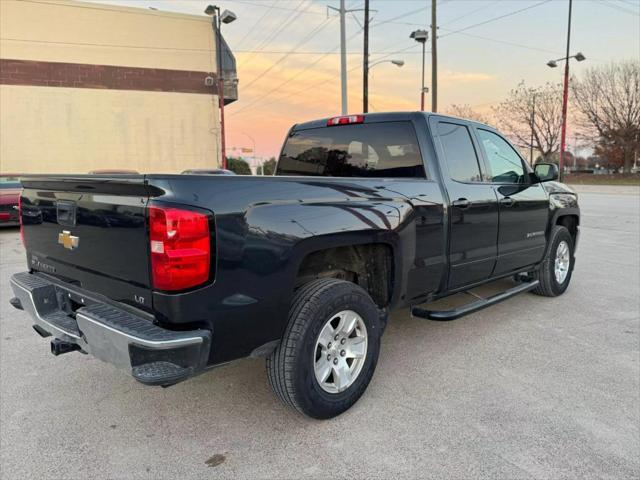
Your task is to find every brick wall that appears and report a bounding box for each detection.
[0,59,218,94]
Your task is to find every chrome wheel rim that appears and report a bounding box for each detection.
[554,240,570,284]
[313,310,368,394]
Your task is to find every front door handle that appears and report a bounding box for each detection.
[452,198,470,209]
[500,197,515,207]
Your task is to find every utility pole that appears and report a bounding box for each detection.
[529,93,536,165]
[339,0,347,114]
[559,0,573,181]
[328,1,365,114]
[431,0,438,112]
[362,0,370,113]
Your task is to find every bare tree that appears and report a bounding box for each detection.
[492,82,563,162]
[445,104,490,125]
[571,61,640,173]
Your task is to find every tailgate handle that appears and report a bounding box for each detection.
[57,201,77,227]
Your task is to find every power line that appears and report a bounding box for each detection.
[1,38,425,55]
[231,0,326,16]
[614,0,640,8]
[437,29,561,55]
[599,0,640,17]
[241,16,336,90]
[238,0,309,67]
[370,5,427,28]
[440,0,501,27]
[230,44,422,118]
[230,26,368,117]
[234,0,283,50]
[234,0,427,114]
[234,49,426,54]
[439,0,553,38]
[0,36,212,52]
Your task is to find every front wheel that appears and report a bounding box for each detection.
[267,278,382,419]
[531,225,575,297]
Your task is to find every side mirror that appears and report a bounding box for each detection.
[534,163,559,182]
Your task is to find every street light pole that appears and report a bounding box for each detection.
[216,12,227,170]
[410,30,428,112]
[362,59,404,112]
[558,0,573,181]
[420,41,426,111]
[205,5,237,170]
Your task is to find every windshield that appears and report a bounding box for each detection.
[277,122,425,178]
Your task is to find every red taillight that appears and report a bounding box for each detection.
[148,206,211,291]
[18,194,25,246]
[327,115,365,126]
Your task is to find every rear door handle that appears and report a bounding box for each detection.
[500,197,515,207]
[452,198,470,209]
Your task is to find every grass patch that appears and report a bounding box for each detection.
[564,174,640,186]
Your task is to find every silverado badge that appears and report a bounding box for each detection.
[58,230,79,250]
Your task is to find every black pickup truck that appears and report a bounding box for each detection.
[10,112,579,419]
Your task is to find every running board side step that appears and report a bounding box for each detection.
[411,280,539,321]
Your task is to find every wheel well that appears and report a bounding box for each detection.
[556,214,579,243]
[295,244,394,308]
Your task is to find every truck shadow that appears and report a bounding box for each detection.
[130,278,522,425]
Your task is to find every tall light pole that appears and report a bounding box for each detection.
[364,59,404,112]
[547,50,586,179]
[205,5,237,170]
[546,0,585,181]
[410,29,428,111]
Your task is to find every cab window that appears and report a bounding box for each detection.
[437,122,483,183]
[477,129,526,184]
[277,122,425,178]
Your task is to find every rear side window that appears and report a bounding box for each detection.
[477,129,526,184]
[277,122,425,178]
[437,122,482,183]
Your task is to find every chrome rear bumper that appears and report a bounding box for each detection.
[10,272,211,386]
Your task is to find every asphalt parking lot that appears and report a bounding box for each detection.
[1,188,638,479]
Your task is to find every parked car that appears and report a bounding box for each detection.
[181,168,236,175]
[10,112,579,419]
[0,174,22,227]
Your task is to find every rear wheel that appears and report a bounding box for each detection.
[532,226,575,297]
[267,278,382,419]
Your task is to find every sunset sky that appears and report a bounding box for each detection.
[93,0,639,160]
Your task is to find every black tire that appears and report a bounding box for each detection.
[266,278,382,419]
[531,225,575,297]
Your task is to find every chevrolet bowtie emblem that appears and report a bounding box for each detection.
[58,230,79,250]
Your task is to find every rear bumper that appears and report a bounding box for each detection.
[10,272,211,386]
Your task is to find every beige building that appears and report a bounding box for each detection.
[0,0,237,174]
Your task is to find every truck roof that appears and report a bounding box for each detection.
[291,111,491,131]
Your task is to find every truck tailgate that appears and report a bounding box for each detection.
[20,176,152,309]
